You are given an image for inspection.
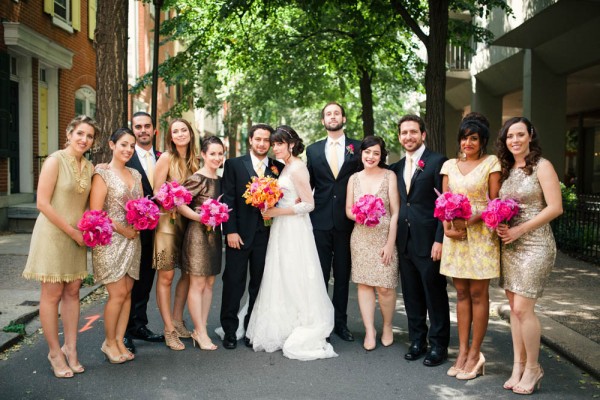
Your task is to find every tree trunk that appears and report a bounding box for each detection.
[93,0,128,164]
[423,0,449,154]
[358,66,375,137]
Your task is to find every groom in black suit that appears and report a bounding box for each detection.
[390,114,450,366]
[124,111,164,352]
[220,124,285,349]
[306,102,361,341]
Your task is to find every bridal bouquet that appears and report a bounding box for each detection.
[434,189,472,222]
[351,194,386,227]
[77,210,113,247]
[125,197,160,230]
[242,176,283,226]
[154,180,192,223]
[197,195,232,232]
[481,198,520,229]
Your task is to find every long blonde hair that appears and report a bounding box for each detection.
[166,118,199,181]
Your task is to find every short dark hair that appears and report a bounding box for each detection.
[458,119,489,155]
[358,135,388,169]
[132,111,155,127]
[271,125,305,156]
[248,123,275,139]
[200,135,224,153]
[462,112,490,129]
[398,114,425,134]
[321,102,346,119]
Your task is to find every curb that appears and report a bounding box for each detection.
[0,283,101,353]
[496,303,600,380]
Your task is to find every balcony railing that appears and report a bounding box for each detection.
[446,43,472,71]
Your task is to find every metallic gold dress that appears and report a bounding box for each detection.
[23,150,93,282]
[181,173,222,276]
[350,171,398,289]
[92,168,142,284]
[499,160,556,298]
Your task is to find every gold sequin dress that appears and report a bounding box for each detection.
[350,171,398,289]
[23,150,93,282]
[499,160,556,298]
[440,155,501,279]
[92,168,142,284]
[181,173,222,276]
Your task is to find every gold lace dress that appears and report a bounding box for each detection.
[349,171,398,289]
[92,168,142,284]
[499,160,556,298]
[23,150,93,282]
[440,155,501,279]
[181,173,222,276]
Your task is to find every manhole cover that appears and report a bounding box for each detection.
[19,300,39,306]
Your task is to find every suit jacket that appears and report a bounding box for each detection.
[126,149,159,246]
[390,147,447,257]
[306,136,362,231]
[221,153,285,249]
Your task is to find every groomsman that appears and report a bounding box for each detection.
[306,102,361,341]
[124,111,164,352]
[390,114,450,366]
[220,124,284,349]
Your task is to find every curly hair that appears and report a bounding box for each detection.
[166,118,199,181]
[271,125,305,156]
[496,117,542,183]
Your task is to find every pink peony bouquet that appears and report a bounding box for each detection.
[197,195,232,232]
[125,197,160,230]
[77,210,113,247]
[434,189,472,222]
[351,194,386,227]
[154,181,193,211]
[481,198,520,229]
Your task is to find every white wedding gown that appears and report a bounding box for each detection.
[246,160,337,361]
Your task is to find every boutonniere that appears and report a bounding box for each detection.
[416,160,425,171]
[270,165,280,176]
[346,144,354,156]
[155,151,162,158]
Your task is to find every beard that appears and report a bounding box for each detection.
[324,121,344,132]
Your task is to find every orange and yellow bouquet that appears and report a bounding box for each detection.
[242,176,284,226]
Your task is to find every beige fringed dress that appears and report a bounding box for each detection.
[22,150,93,283]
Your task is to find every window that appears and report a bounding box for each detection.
[75,86,96,118]
[44,0,81,32]
[54,0,69,22]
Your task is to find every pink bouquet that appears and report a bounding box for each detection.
[351,194,386,227]
[481,198,520,229]
[126,197,160,230]
[434,189,472,222]
[154,181,193,211]
[77,210,113,247]
[197,195,232,232]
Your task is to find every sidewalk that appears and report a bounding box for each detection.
[1,232,599,379]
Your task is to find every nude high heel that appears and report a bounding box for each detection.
[191,330,218,351]
[100,341,127,364]
[456,353,485,380]
[61,345,85,373]
[47,354,74,378]
[173,320,192,338]
[513,365,544,395]
[503,361,526,390]
[165,330,185,350]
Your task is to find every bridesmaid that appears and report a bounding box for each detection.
[177,136,225,351]
[23,115,98,378]
[440,119,501,380]
[153,118,198,350]
[90,128,142,363]
[345,136,399,351]
[496,117,562,395]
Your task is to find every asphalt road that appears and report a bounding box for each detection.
[1,271,599,400]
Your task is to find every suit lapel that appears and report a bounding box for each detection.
[242,154,256,180]
[408,148,431,195]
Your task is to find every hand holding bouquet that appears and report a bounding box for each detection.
[351,194,386,227]
[242,176,283,226]
[197,195,232,232]
[482,198,519,229]
[77,210,113,247]
[434,189,472,223]
[126,197,160,230]
[154,181,193,223]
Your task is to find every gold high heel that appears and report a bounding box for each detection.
[513,365,544,395]
[503,361,526,390]
[61,345,85,374]
[47,354,74,378]
[173,320,192,338]
[100,341,127,364]
[165,330,185,350]
[191,330,218,351]
[456,353,485,380]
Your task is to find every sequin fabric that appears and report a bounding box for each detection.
[499,160,556,298]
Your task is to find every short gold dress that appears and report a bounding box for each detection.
[440,155,501,280]
[499,160,556,299]
[23,150,93,283]
[181,173,223,276]
[92,168,142,284]
[350,171,398,289]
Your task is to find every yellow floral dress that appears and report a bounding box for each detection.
[439,155,501,280]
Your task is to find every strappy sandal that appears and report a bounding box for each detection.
[165,330,185,350]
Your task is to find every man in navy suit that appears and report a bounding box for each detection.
[220,124,285,349]
[124,111,164,352]
[306,102,361,341]
[390,114,450,366]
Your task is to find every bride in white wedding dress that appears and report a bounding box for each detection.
[246,125,337,361]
